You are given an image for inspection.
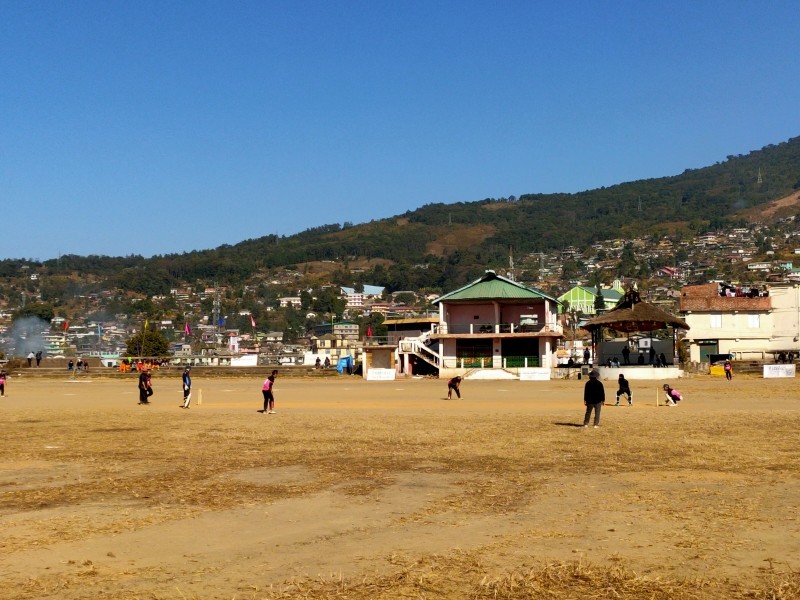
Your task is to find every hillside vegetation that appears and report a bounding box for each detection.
[4,136,800,295]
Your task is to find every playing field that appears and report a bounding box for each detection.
[1,373,798,599]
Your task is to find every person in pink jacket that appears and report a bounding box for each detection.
[261,370,278,414]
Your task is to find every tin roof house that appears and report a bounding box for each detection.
[427,270,562,378]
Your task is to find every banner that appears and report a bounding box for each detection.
[763,364,795,378]
[519,367,551,381]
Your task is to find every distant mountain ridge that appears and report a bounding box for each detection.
[6,135,800,294]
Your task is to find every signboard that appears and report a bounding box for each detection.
[366,368,396,381]
[519,367,551,381]
[763,364,795,378]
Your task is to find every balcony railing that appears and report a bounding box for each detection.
[445,322,560,335]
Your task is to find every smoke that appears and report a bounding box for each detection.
[2,316,50,357]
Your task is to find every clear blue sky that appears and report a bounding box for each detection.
[2,1,798,260]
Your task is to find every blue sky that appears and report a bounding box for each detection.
[2,1,798,260]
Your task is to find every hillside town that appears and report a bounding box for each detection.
[3,214,800,375]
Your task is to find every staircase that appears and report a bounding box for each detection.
[399,338,441,370]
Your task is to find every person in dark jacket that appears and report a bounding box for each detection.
[138,368,153,405]
[180,366,192,409]
[614,373,632,406]
[583,369,605,428]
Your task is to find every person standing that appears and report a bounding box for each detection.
[262,370,277,414]
[180,366,192,408]
[583,348,590,365]
[138,368,153,405]
[0,370,6,397]
[723,359,733,381]
[621,345,630,365]
[583,369,605,428]
[649,346,656,365]
[614,373,632,406]
[447,375,462,399]
[35,351,42,367]
[27,352,34,367]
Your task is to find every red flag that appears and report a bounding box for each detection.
[250,315,256,328]
[366,325,373,337]
[63,320,69,332]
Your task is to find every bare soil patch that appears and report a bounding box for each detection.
[0,374,798,598]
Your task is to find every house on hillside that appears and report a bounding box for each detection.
[430,270,562,376]
[557,281,624,315]
[340,285,385,310]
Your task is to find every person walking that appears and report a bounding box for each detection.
[723,359,733,381]
[614,373,632,406]
[583,369,605,428]
[262,370,277,414]
[138,368,153,405]
[180,366,192,408]
[447,375,462,399]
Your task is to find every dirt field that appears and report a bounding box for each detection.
[1,372,798,599]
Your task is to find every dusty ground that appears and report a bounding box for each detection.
[0,372,799,599]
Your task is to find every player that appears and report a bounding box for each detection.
[614,373,632,406]
[662,384,683,406]
[447,375,462,399]
[262,370,278,414]
[180,366,192,408]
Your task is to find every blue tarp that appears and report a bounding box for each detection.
[336,356,353,374]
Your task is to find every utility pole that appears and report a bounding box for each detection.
[212,283,221,350]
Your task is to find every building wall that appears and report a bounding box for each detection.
[765,284,800,350]
[684,310,773,361]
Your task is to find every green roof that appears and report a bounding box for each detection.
[435,271,559,304]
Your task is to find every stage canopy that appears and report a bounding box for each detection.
[582,289,689,334]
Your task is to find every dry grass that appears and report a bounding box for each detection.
[1,376,799,598]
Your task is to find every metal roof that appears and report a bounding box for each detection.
[434,271,559,304]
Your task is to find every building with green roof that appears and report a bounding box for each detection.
[557,281,624,315]
[426,270,563,376]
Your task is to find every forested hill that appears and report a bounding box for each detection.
[7,135,800,294]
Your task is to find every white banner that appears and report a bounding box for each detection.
[763,364,796,378]
[366,368,396,381]
[520,367,551,381]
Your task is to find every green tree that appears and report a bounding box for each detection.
[126,329,170,357]
[561,258,579,280]
[594,290,605,312]
[14,302,55,323]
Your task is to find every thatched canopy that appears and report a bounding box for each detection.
[582,289,689,333]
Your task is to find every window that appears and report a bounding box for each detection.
[747,314,760,328]
[709,314,722,328]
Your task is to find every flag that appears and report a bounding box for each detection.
[250,315,256,328]
[366,325,373,337]
[218,317,225,327]
[97,324,102,337]
[184,322,191,336]
[63,320,69,332]
[144,319,149,330]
